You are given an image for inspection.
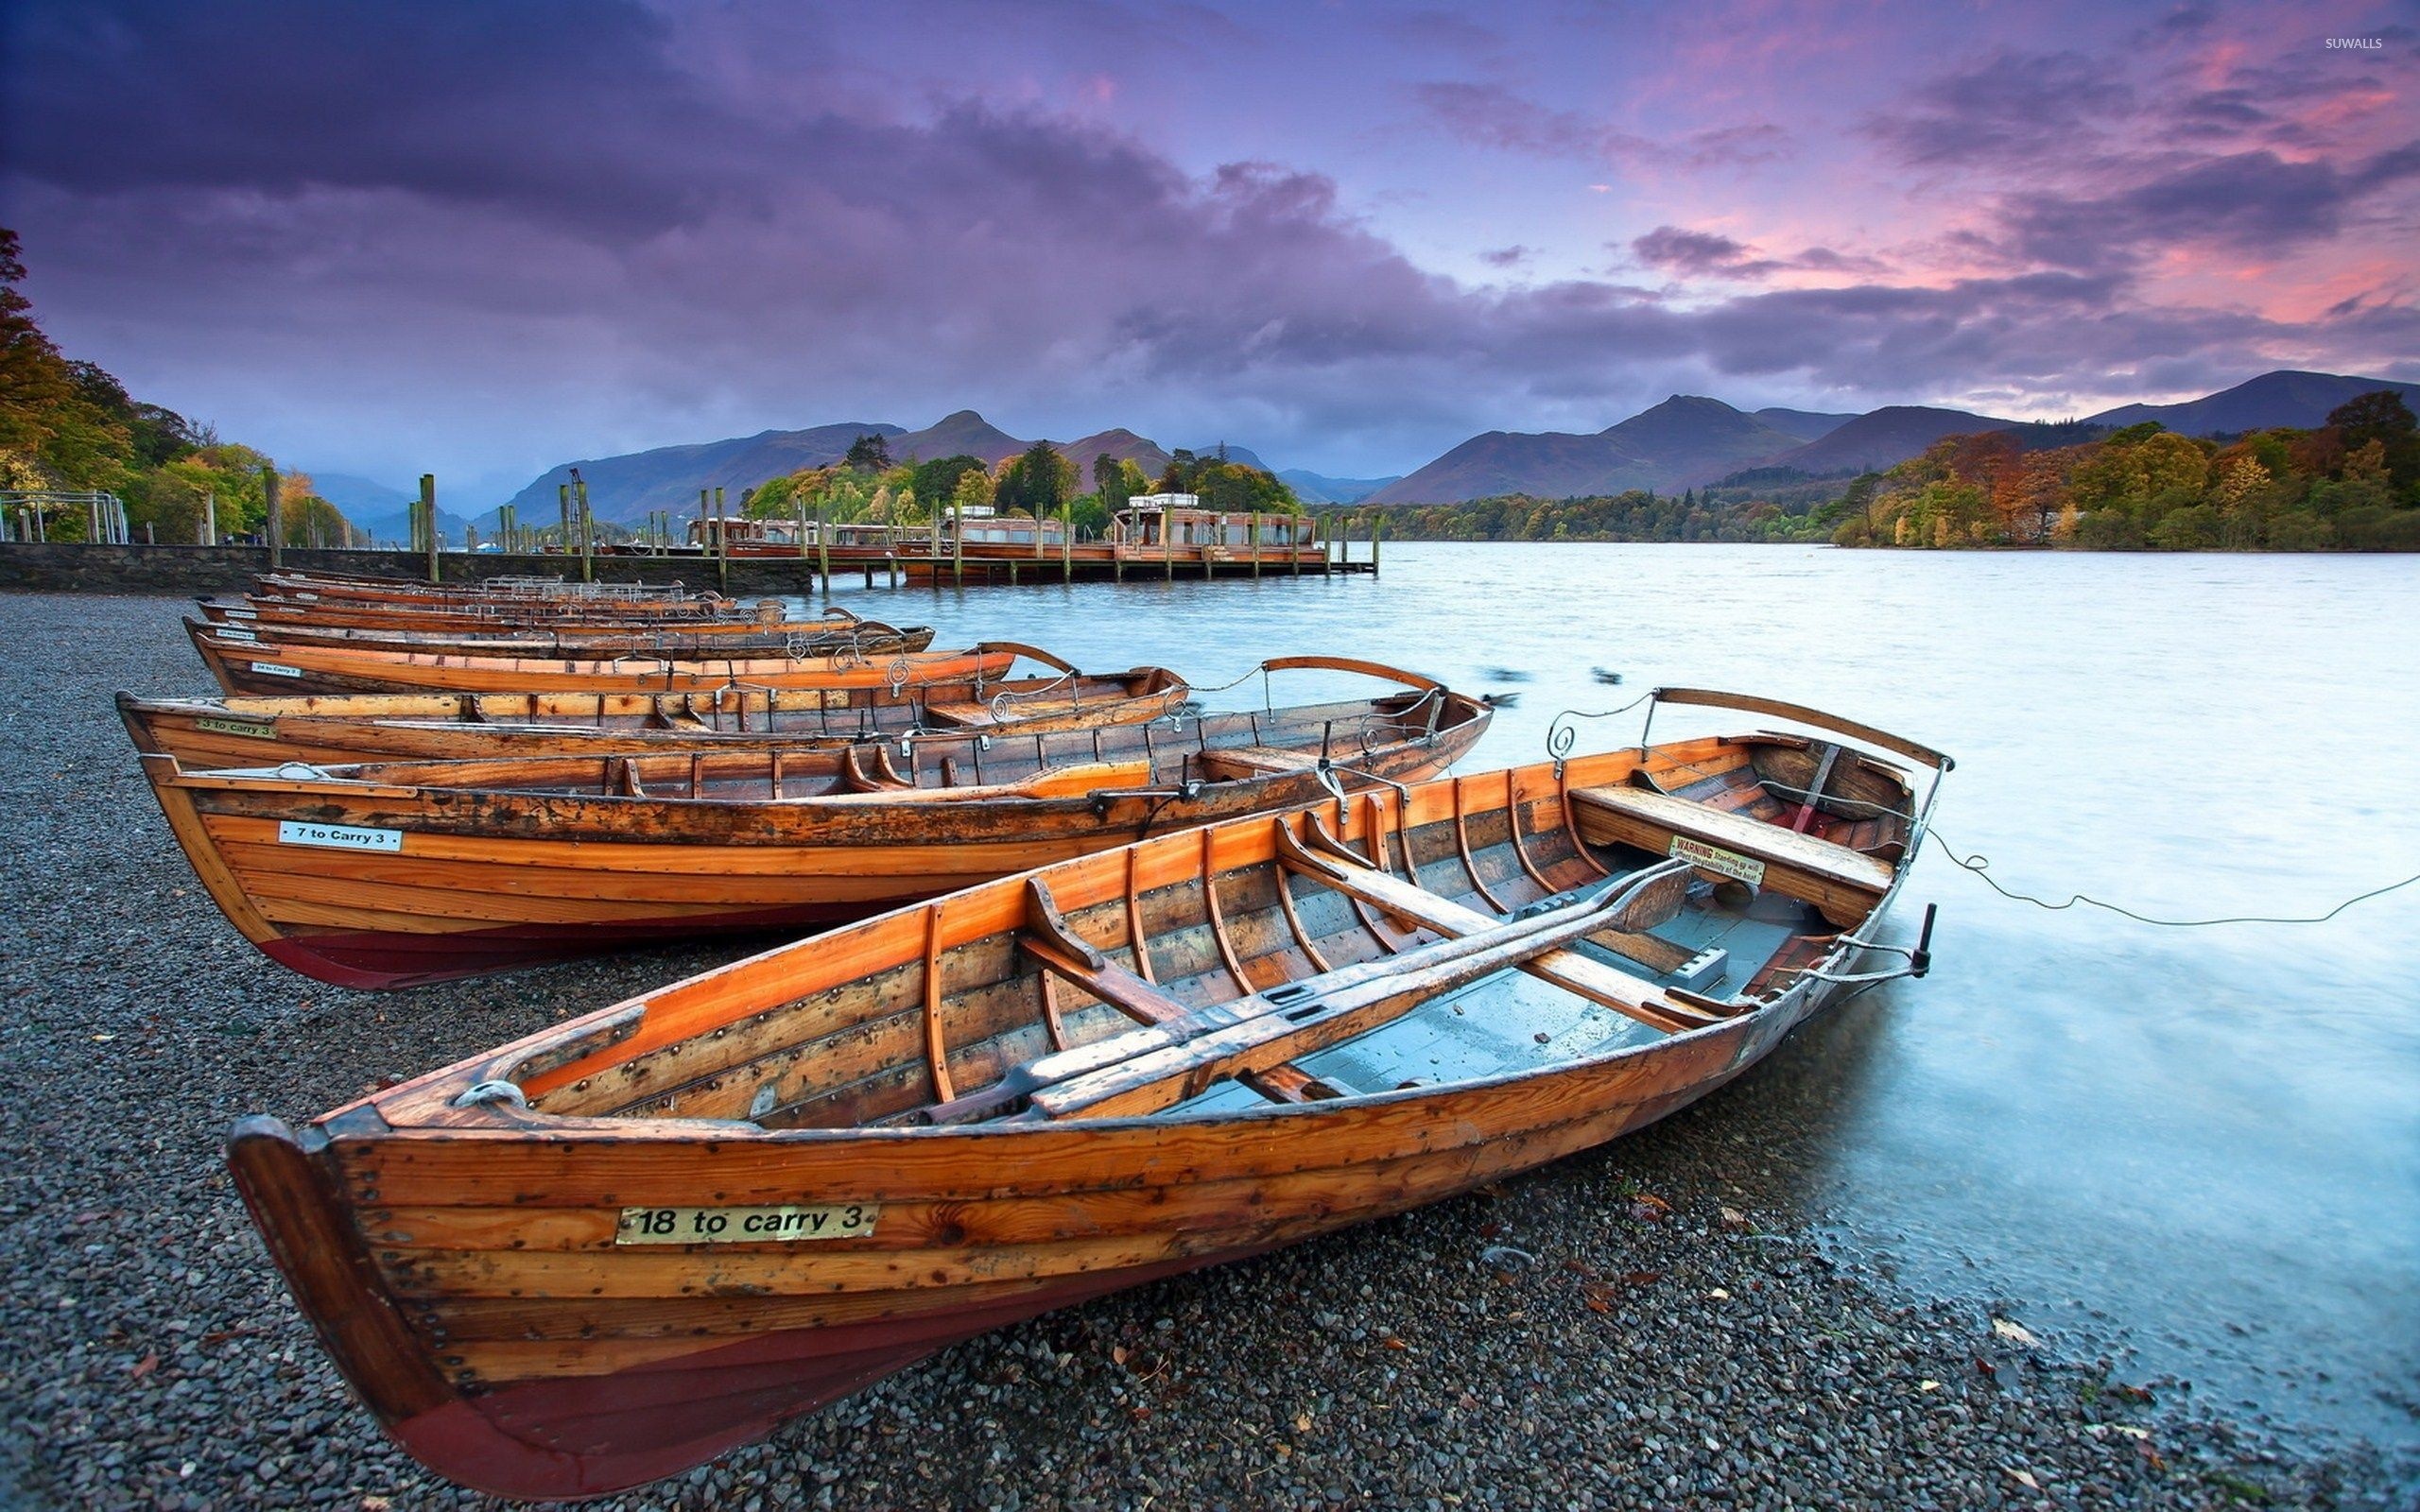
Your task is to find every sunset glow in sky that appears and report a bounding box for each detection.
[4,0,2413,496]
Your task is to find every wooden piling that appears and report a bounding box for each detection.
[263,467,283,568]
[421,475,441,583]
[714,487,729,591]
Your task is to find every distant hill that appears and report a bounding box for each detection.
[1184,442,1270,471]
[1755,405,2020,478]
[1753,407,1858,444]
[1281,470,1400,505]
[312,471,482,543]
[887,410,1023,466]
[1060,428,1173,479]
[504,422,901,525]
[1367,396,1806,504]
[2086,370,2420,436]
[507,413,1322,524]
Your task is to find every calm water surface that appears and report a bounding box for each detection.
[801,542,2420,1451]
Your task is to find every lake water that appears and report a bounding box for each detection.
[797,541,2420,1453]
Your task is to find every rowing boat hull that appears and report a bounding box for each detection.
[184,616,936,662]
[190,631,1012,696]
[141,713,1486,988]
[226,708,1943,1498]
[116,671,1189,769]
[233,985,1800,1498]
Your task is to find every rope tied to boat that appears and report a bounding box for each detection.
[1926,830,2420,928]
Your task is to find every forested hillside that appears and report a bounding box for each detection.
[0,230,349,544]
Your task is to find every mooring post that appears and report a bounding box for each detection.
[952,498,963,586]
[421,474,441,583]
[1371,512,1381,577]
[201,490,216,546]
[262,466,283,568]
[713,486,729,590]
[573,470,595,583]
[1063,499,1073,582]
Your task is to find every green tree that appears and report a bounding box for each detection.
[843,433,892,472]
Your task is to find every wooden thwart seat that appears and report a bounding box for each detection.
[1194,744,1326,781]
[1568,783,1891,927]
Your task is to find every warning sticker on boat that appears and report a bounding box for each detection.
[196,716,276,740]
[1669,835,1766,886]
[615,1203,879,1245]
[249,662,302,679]
[276,820,403,852]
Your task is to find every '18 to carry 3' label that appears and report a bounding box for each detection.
[249,662,303,679]
[1670,835,1766,886]
[615,1203,879,1245]
[276,820,403,852]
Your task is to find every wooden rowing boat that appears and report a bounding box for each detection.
[182,614,937,663]
[201,595,799,634]
[186,626,1000,696]
[141,659,1491,987]
[224,688,1946,1498]
[117,650,1190,767]
[254,571,733,615]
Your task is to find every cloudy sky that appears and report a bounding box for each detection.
[4,0,2413,499]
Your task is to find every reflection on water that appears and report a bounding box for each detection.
[799,541,2420,1449]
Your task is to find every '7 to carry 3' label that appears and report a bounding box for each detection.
[276,820,403,852]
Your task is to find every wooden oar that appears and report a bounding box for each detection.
[917,856,1692,1126]
[1278,820,1723,1036]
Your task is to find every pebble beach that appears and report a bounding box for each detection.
[1,589,2410,1512]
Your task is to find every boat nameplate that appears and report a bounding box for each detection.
[196,716,277,740]
[276,820,404,852]
[217,626,258,641]
[615,1203,879,1245]
[1669,835,1766,887]
[249,662,303,679]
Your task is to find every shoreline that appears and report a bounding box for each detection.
[0,589,2409,1509]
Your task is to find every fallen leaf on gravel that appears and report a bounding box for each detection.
[1583,1295,1612,1315]
[361,1498,391,1511]
[2005,1467,2039,1489]
[1919,1380,1941,1392]
[1382,1336,1409,1351]
[1705,1287,1731,1300]
[130,1352,157,1380]
[1719,1206,1749,1228]
[1294,1412,1313,1433]
[92,1033,115,1043]
[199,1328,264,1346]
[1622,1271,1663,1287]
[1112,1345,1128,1366]
[1992,1318,2041,1347]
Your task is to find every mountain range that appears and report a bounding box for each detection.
[1368,370,2419,503]
[490,413,1392,527]
[315,369,2418,530]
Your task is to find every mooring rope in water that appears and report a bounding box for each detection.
[1926,830,2420,928]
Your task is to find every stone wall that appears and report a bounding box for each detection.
[0,543,874,597]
